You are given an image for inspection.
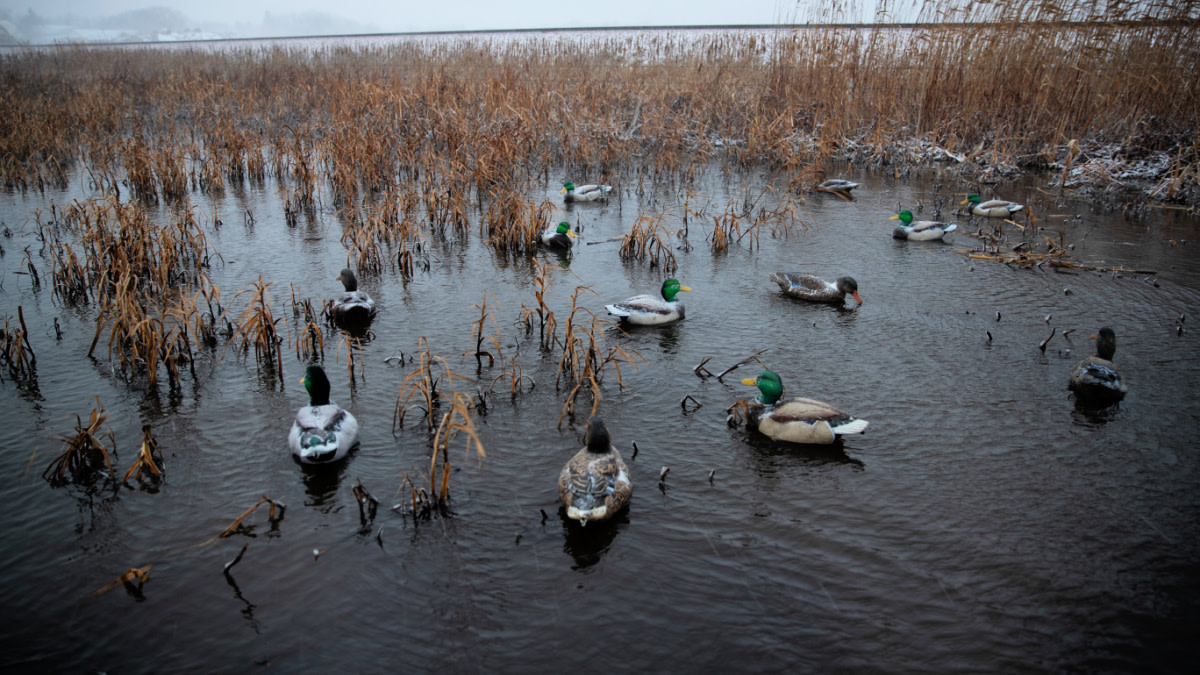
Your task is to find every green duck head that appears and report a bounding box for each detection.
[890,210,915,225]
[741,370,784,406]
[301,364,332,406]
[561,182,576,193]
[660,278,693,302]
[962,193,982,206]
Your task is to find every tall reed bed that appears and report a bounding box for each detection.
[0,0,1193,208]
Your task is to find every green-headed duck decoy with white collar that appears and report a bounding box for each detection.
[560,181,612,202]
[961,193,1023,218]
[890,210,958,241]
[770,272,861,306]
[739,370,868,444]
[541,221,578,249]
[1069,327,1128,403]
[558,417,631,525]
[332,268,376,326]
[289,365,360,464]
[605,278,692,325]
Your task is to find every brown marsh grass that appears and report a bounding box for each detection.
[0,0,1193,212]
[555,285,646,426]
[392,337,486,510]
[41,397,117,487]
[1,307,36,380]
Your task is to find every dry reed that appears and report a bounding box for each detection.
[42,397,116,487]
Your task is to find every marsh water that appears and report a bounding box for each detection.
[1,161,1199,673]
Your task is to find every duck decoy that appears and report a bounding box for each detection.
[558,418,631,525]
[541,221,578,249]
[1069,327,1128,403]
[739,370,869,444]
[770,272,861,306]
[288,365,360,464]
[890,210,958,240]
[561,181,612,203]
[605,278,692,325]
[331,268,376,326]
[961,193,1023,218]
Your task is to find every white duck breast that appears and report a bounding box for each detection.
[289,403,359,464]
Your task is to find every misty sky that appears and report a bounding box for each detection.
[1,1,808,32]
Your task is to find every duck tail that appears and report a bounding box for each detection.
[833,418,869,435]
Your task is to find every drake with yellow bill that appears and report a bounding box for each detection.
[961,193,1023,218]
[739,370,868,445]
[561,181,612,203]
[890,210,958,241]
[605,278,692,325]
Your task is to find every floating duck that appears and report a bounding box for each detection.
[889,210,958,241]
[558,418,631,525]
[541,221,578,249]
[739,370,869,444]
[816,178,859,193]
[288,365,359,464]
[961,193,1024,218]
[769,272,861,306]
[1069,327,1128,403]
[561,181,612,202]
[605,278,692,325]
[331,268,376,326]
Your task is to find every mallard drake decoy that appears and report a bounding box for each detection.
[288,365,359,464]
[1069,327,1128,403]
[558,417,631,525]
[739,370,868,444]
[889,210,958,241]
[605,278,692,325]
[561,181,612,202]
[961,193,1023,218]
[541,221,578,249]
[332,268,376,325]
[769,272,861,306]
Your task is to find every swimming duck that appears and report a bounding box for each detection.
[739,370,869,444]
[331,268,376,325]
[769,272,861,306]
[561,181,612,202]
[288,365,360,464]
[889,210,958,241]
[541,221,578,249]
[961,193,1024,218]
[816,178,859,193]
[558,417,631,525]
[1069,327,1128,403]
[605,278,692,325]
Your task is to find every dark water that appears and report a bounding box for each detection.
[1,165,1198,673]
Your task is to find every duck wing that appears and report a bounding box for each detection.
[771,397,869,433]
[606,294,671,317]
